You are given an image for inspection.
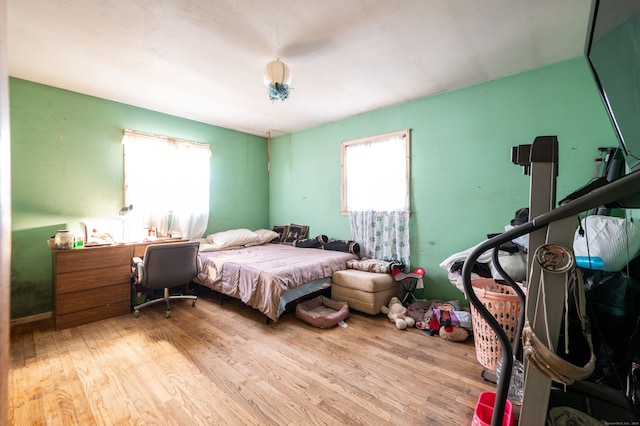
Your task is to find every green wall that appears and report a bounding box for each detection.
[10,78,269,319]
[9,56,622,318]
[269,57,619,302]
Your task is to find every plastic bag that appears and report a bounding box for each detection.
[490,251,527,282]
[573,215,640,272]
[496,356,524,405]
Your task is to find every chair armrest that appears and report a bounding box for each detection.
[132,257,144,284]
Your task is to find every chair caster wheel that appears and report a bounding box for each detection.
[192,300,197,307]
[166,310,171,318]
[134,310,140,318]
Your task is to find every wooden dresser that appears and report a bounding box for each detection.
[52,239,188,330]
[53,245,132,330]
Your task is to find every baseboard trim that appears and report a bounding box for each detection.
[11,311,52,326]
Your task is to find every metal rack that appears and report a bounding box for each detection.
[462,136,640,426]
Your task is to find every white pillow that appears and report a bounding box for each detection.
[245,229,280,246]
[205,228,260,247]
[197,238,222,252]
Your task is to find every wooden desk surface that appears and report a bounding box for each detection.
[131,238,190,257]
[50,237,190,251]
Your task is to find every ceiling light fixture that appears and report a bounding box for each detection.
[263,60,291,102]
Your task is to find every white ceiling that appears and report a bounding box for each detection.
[7,0,594,137]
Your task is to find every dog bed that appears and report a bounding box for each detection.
[295,295,350,328]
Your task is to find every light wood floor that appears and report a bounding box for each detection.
[9,287,493,425]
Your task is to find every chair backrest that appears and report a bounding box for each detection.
[139,241,201,290]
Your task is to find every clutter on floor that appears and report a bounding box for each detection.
[380,296,415,330]
[406,299,471,342]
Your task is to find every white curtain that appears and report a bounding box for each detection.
[122,130,211,240]
[349,210,410,266]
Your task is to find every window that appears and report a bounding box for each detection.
[342,130,411,265]
[341,129,410,213]
[122,130,211,240]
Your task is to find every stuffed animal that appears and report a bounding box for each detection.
[381,296,416,330]
[425,304,469,342]
[408,300,470,342]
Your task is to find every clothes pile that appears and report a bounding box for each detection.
[439,208,529,297]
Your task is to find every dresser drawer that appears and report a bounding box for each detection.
[54,300,131,330]
[55,245,132,274]
[55,264,131,294]
[56,283,130,314]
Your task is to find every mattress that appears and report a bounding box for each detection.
[195,243,358,321]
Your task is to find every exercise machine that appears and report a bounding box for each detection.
[463,136,640,425]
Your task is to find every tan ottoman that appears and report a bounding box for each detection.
[331,269,401,315]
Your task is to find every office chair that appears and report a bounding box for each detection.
[132,241,201,318]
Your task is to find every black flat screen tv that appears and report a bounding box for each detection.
[586,0,640,173]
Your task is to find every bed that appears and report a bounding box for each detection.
[194,232,359,322]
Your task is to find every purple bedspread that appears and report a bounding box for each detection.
[195,244,358,321]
